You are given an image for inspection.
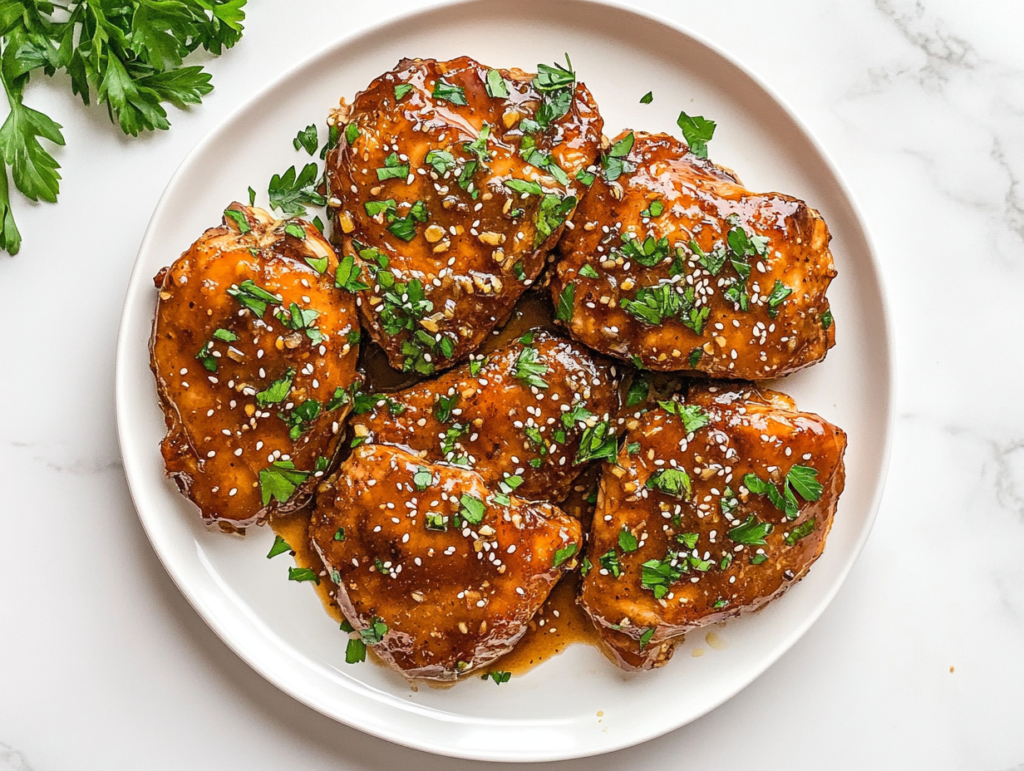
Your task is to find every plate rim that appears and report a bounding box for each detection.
[114,0,896,761]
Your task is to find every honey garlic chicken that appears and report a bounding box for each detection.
[310,444,582,681]
[580,382,846,670]
[325,56,603,374]
[151,205,361,532]
[350,329,620,503]
[552,131,836,378]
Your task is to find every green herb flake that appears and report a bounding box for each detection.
[333,527,346,542]
[432,77,467,106]
[766,279,793,318]
[459,494,486,525]
[255,368,294,407]
[288,567,319,584]
[513,345,550,389]
[413,467,433,491]
[376,152,410,181]
[360,617,388,645]
[821,309,834,330]
[575,421,618,464]
[553,542,578,568]
[485,69,510,98]
[266,535,291,559]
[346,637,366,664]
[676,111,717,159]
[293,124,318,155]
[728,515,773,545]
[258,460,309,506]
[223,207,251,233]
[599,549,621,578]
[640,200,665,218]
[646,468,692,499]
[555,284,575,322]
[640,91,654,104]
[785,518,817,546]
[483,670,511,684]
[345,122,360,145]
[268,163,326,217]
[394,83,413,100]
[618,528,639,552]
[603,131,636,181]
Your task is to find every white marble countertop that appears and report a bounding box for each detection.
[2,0,1022,768]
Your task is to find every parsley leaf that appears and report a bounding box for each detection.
[785,518,817,546]
[483,670,512,684]
[728,515,773,545]
[268,163,325,217]
[553,543,578,567]
[575,421,618,464]
[266,535,291,558]
[293,124,318,155]
[259,461,309,506]
[676,111,716,159]
[227,279,281,317]
[766,279,793,318]
[579,264,599,279]
[459,494,486,525]
[335,254,370,293]
[646,468,692,499]
[602,131,636,181]
[618,528,639,552]
[376,152,409,181]
[432,77,467,105]
[513,345,549,389]
[555,284,575,322]
[485,69,510,98]
[394,83,413,100]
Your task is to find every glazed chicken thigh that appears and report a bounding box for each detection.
[325,55,603,374]
[151,205,361,532]
[310,444,582,680]
[552,131,836,378]
[350,329,620,503]
[580,381,847,670]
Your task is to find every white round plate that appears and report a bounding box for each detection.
[116,0,893,762]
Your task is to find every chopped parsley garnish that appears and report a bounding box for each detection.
[433,393,458,423]
[360,617,388,645]
[288,567,319,584]
[280,398,320,440]
[744,465,822,520]
[440,423,468,463]
[483,670,511,684]
[575,421,618,464]
[690,239,727,275]
[462,124,492,165]
[227,279,281,317]
[346,637,366,664]
[785,518,817,546]
[513,345,550,389]
[639,627,655,650]
[766,279,793,318]
[658,401,710,434]
[534,193,576,246]
[641,552,686,599]
[627,442,641,456]
[553,543,578,567]
[344,122,360,145]
[555,284,575,322]
[579,264,599,279]
[213,328,237,343]
[618,528,639,552]
[459,494,486,526]
[619,232,670,267]
[640,91,653,104]
[576,168,596,187]
[266,535,291,559]
[268,163,325,217]
[293,124,318,155]
[425,513,448,532]
[750,553,768,565]
[511,261,526,281]
[394,83,413,100]
[335,254,370,292]
[492,474,524,506]
[413,467,433,491]
[688,348,703,368]
[626,374,650,407]
[305,253,328,274]
[676,111,716,159]
[334,527,346,541]
[432,77,467,105]
[425,149,457,175]
[196,341,217,372]
[620,283,678,326]
[505,178,543,196]
[386,200,428,242]
[640,200,664,218]
[533,55,575,127]
[325,387,349,412]
[223,207,251,233]
[646,468,692,499]
[821,309,834,330]
[676,532,699,550]
[713,599,728,610]
[520,136,571,185]
[258,460,309,505]
[561,401,594,429]
[728,514,773,545]
[256,368,294,408]
[599,549,621,578]
[485,69,510,98]
[376,152,409,181]
[603,131,635,181]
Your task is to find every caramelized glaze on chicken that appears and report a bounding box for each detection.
[310,444,582,680]
[552,131,836,378]
[580,381,847,670]
[350,329,620,503]
[325,55,603,374]
[151,205,361,532]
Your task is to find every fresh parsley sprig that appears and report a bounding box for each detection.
[0,0,248,255]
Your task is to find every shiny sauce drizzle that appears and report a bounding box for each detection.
[270,288,646,681]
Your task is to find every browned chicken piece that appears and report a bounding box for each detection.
[310,444,582,681]
[579,381,847,670]
[551,130,836,378]
[151,205,361,533]
[350,329,620,503]
[325,55,603,375]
